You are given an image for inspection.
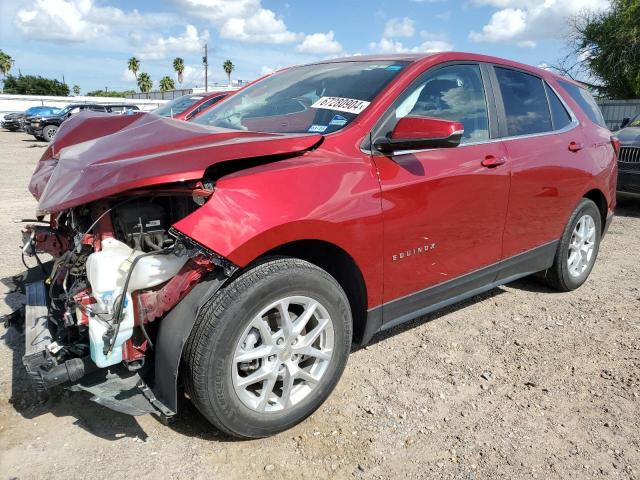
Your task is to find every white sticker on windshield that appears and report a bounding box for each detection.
[311,97,371,115]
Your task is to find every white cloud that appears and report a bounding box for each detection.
[296,31,343,55]
[14,0,168,43]
[219,9,299,43]
[369,37,453,54]
[15,0,110,42]
[469,0,610,46]
[137,25,209,60]
[260,66,275,75]
[174,0,299,44]
[383,17,415,38]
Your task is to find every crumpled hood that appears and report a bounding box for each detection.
[616,126,640,145]
[31,112,322,214]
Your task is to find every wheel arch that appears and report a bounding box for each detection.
[264,239,369,344]
[583,188,608,233]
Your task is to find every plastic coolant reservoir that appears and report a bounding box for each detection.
[85,237,189,368]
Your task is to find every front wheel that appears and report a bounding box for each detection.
[183,258,352,438]
[542,198,602,291]
[42,125,57,142]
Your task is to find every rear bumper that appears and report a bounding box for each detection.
[617,169,640,194]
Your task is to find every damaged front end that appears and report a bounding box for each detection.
[20,183,235,417]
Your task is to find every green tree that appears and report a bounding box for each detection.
[72,84,81,95]
[0,50,13,78]
[137,72,152,95]
[3,74,69,96]
[561,0,640,98]
[128,56,140,87]
[86,89,135,97]
[223,59,235,86]
[159,75,175,98]
[0,49,13,92]
[173,57,185,84]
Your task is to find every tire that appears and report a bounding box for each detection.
[184,258,352,438]
[542,198,602,291]
[42,125,57,142]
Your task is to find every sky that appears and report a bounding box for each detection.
[0,0,610,94]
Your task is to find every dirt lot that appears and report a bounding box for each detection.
[0,129,638,480]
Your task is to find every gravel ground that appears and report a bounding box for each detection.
[0,129,639,480]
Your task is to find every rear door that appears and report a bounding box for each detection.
[372,63,511,318]
[491,66,588,259]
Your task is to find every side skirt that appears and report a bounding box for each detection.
[360,240,558,344]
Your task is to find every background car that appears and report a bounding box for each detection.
[151,91,229,121]
[28,103,140,141]
[1,106,61,131]
[616,112,640,193]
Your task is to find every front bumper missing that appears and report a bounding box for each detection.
[21,277,174,418]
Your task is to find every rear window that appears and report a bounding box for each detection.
[558,80,606,128]
[495,67,552,136]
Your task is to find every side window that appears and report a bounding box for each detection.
[544,83,572,130]
[558,80,606,128]
[495,67,552,136]
[391,64,489,143]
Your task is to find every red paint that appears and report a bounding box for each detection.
[29,52,617,314]
[391,116,463,140]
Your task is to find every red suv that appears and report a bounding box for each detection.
[21,53,616,438]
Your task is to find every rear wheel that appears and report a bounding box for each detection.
[542,198,601,291]
[184,258,352,438]
[42,125,57,142]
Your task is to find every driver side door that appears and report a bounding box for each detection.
[371,63,511,326]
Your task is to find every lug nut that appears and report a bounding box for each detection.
[276,338,284,346]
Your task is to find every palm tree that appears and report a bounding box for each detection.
[137,72,152,97]
[223,59,235,86]
[72,84,80,95]
[159,76,175,99]
[173,57,185,85]
[128,56,140,89]
[0,49,13,92]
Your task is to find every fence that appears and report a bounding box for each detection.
[127,83,244,100]
[0,94,166,117]
[597,99,640,130]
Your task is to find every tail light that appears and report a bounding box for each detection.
[611,136,621,157]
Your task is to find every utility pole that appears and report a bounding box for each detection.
[203,43,208,92]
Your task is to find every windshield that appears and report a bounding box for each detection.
[629,113,640,128]
[57,105,74,116]
[153,95,204,117]
[193,61,408,134]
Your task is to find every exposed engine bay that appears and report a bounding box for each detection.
[20,183,232,413]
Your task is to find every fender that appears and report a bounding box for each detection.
[152,271,227,413]
[171,153,385,310]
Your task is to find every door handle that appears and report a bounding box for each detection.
[568,141,584,152]
[481,155,506,168]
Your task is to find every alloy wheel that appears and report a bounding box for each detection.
[232,296,334,413]
[567,214,596,277]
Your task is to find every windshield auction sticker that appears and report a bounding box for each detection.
[311,97,371,115]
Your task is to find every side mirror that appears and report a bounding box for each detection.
[374,116,464,153]
[620,117,630,129]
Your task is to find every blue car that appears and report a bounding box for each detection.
[2,106,62,131]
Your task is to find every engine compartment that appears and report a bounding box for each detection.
[20,186,223,393]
